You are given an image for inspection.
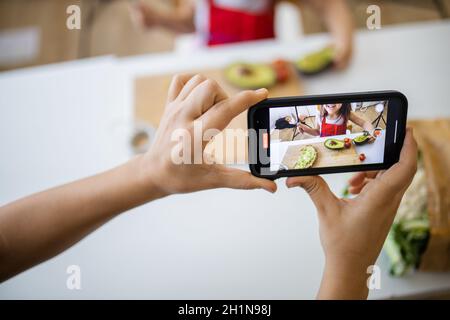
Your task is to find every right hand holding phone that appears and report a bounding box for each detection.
[286,129,418,299]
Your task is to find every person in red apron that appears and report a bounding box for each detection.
[206,0,275,45]
[316,104,350,137]
[319,113,348,137]
[297,103,374,137]
[133,0,353,69]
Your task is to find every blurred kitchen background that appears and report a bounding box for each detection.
[1,0,450,70]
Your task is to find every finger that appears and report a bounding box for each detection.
[378,128,418,193]
[184,78,228,118]
[348,171,378,187]
[347,172,366,187]
[286,176,337,213]
[332,44,351,70]
[333,56,347,70]
[348,181,370,195]
[167,73,193,103]
[218,166,277,193]
[376,170,385,178]
[349,170,385,196]
[177,74,207,101]
[202,88,268,131]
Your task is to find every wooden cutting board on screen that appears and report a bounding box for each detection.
[134,66,303,163]
[281,142,359,169]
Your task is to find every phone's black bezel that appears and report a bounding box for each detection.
[248,91,408,179]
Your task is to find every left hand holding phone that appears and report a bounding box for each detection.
[140,74,277,196]
[0,74,276,282]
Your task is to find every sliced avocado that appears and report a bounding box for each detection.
[294,145,317,169]
[353,134,370,145]
[296,47,334,75]
[324,138,345,150]
[224,63,276,89]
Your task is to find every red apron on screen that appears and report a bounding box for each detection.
[320,116,347,137]
[207,0,275,46]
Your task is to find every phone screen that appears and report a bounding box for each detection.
[269,101,388,172]
[248,92,407,178]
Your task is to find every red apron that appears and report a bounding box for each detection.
[320,116,347,137]
[207,0,275,46]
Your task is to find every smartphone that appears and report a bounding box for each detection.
[248,91,408,179]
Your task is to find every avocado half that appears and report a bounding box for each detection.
[353,134,371,145]
[296,47,334,75]
[224,63,276,89]
[324,138,345,150]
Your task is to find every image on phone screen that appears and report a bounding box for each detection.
[269,101,388,172]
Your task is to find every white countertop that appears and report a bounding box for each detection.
[0,20,450,299]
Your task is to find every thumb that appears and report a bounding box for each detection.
[219,166,277,193]
[286,176,336,213]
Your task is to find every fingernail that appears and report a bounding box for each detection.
[255,88,268,95]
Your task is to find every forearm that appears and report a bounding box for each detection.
[363,121,375,131]
[168,11,194,33]
[305,0,353,44]
[299,124,320,136]
[0,155,164,282]
[351,113,375,131]
[318,261,369,299]
[145,3,195,33]
[322,0,353,45]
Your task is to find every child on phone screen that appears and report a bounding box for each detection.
[298,103,374,137]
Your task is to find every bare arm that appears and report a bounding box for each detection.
[132,0,195,33]
[298,122,320,136]
[0,74,276,282]
[349,112,375,132]
[0,157,163,281]
[301,0,354,69]
[297,114,320,136]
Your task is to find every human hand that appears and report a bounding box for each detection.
[286,129,417,299]
[138,74,277,197]
[332,39,352,70]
